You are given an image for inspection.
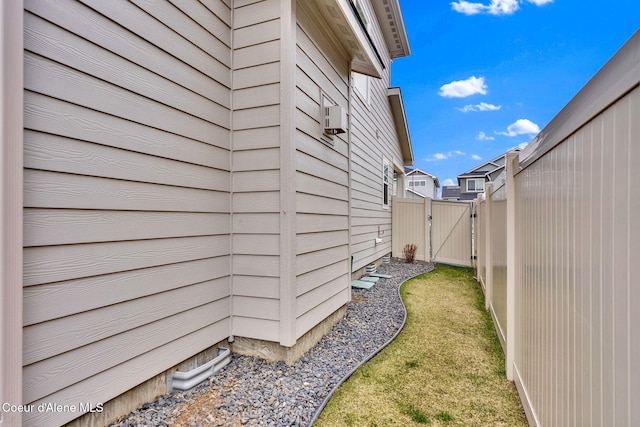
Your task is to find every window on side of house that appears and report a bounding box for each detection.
[467,178,485,192]
[382,157,390,208]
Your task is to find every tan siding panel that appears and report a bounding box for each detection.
[233,213,279,234]
[233,104,280,130]
[295,289,348,339]
[234,148,280,172]
[24,12,229,124]
[79,0,230,84]
[24,257,230,326]
[232,255,279,277]
[233,191,280,213]
[234,40,279,70]
[25,53,228,142]
[296,193,348,215]
[296,172,349,201]
[233,234,280,255]
[24,299,229,403]
[233,170,280,193]
[234,62,280,91]
[296,259,348,296]
[296,213,349,234]
[233,317,279,342]
[24,209,228,247]
[24,279,229,366]
[232,295,279,320]
[234,83,280,110]
[233,19,280,49]
[233,275,279,299]
[234,0,280,29]
[24,131,228,191]
[296,230,349,255]
[296,245,349,276]
[25,321,230,426]
[296,274,348,317]
[24,93,231,167]
[169,0,231,46]
[130,0,231,58]
[24,170,229,212]
[233,126,280,151]
[24,236,229,286]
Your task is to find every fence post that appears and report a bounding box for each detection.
[505,152,519,381]
[425,197,431,262]
[484,182,493,311]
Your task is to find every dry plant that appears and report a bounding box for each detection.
[402,243,417,263]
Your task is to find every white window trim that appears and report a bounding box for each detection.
[466,178,485,192]
[382,157,390,209]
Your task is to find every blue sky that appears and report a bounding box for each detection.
[391,0,640,191]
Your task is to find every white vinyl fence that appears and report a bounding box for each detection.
[474,30,640,427]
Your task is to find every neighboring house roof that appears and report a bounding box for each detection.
[404,167,440,187]
[441,186,461,199]
[388,87,414,165]
[406,188,426,198]
[457,149,519,184]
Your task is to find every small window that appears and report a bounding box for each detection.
[467,178,485,192]
[382,157,390,208]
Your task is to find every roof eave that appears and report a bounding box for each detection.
[315,0,385,78]
[388,87,414,166]
[371,0,411,59]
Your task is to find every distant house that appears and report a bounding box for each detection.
[441,185,461,200]
[1,1,414,425]
[403,167,439,199]
[457,149,520,200]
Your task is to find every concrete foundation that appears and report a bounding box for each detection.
[231,305,347,365]
[64,341,229,427]
[63,305,348,425]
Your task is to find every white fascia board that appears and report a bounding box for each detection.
[388,87,414,166]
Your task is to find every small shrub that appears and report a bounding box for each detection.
[403,244,417,263]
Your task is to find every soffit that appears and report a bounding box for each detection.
[314,0,384,78]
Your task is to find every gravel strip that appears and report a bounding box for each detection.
[112,259,433,427]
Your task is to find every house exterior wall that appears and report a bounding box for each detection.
[406,171,438,199]
[231,0,284,344]
[22,1,232,424]
[294,2,351,340]
[349,0,405,273]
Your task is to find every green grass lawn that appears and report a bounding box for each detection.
[314,264,528,427]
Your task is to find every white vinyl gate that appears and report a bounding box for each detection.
[391,198,472,267]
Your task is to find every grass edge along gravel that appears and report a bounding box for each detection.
[313,264,528,427]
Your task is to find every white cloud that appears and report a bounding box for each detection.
[439,76,487,98]
[496,119,540,136]
[458,102,502,113]
[442,178,455,186]
[471,154,482,160]
[517,142,529,149]
[434,153,448,160]
[451,0,552,15]
[454,150,466,155]
[476,131,495,141]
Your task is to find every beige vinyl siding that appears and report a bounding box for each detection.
[349,0,403,272]
[294,3,351,339]
[231,0,283,342]
[23,0,231,424]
